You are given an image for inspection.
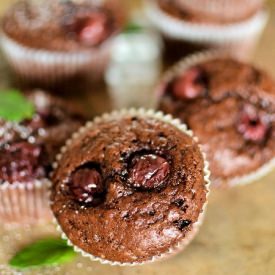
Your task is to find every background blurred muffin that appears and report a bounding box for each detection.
[175,0,265,24]
[0,89,85,224]
[157,52,275,187]
[0,0,126,85]
[145,0,268,64]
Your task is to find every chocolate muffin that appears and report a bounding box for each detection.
[51,109,210,265]
[145,0,268,63]
[0,90,85,223]
[159,0,265,24]
[0,0,125,82]
[158,53,275,187]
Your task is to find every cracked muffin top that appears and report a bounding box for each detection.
[51,111,209,264]
[158,56,275,186]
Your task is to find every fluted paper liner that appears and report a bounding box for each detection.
[0,179,52,224]
[0,31,111,84]
[51,108,211,266]
[145,0,268,45]
[176,0,264,23]
[158,51,275,187]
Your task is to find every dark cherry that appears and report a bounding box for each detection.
[238,104,269,143]
[172,67,206,100]
[128,154,170,190]
[0,142,46,183]
[76,11,110,46]
[70,167,104,205]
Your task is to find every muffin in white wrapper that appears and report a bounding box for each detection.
[51,108,211,266]
[157,51,275,188]
[0,179,52,224]
[0,89,85,224]
[144,0,268,60]
[175,0,265,23]
[0,0,125,84]
[0,32,111,84]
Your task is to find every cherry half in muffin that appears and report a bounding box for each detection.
[62,3,115,47]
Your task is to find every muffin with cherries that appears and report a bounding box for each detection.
[0,0,125,83]
[158,54,275,187]
[0,89,85,223]
[51,109,210,265]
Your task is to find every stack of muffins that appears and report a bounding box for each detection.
[0,0,274,269]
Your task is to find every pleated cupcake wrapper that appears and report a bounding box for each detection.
[145,0,268,44]
[175,0,264,22]
[0,31,111,84]
[228,157,275,188]
[52,108,211,266]
[0,179,52,224]
[158,51,275,187]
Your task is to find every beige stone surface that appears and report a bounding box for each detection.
[0,1,275,275]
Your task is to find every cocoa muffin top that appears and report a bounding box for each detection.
[51,111,209,264]
[157,0,264,24]
[158,57,275,186]
[2,0,125,51]
[0,90,84,183]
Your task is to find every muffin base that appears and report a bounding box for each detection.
[175,0,264,24]
[227,156,275,188]
[52,108,211,266]
[0,179,52,224]
[145,0,268,60]
[0,32,111,84]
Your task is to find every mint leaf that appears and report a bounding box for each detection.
[0,90,35,122]
[9,238,76,270]
[123,22,143,33]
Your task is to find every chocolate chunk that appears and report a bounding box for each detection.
[173,198,185,208]
[174,219,192,231]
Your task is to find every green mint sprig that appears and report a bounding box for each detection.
[123,22,144,34]
[0,90,35,122]
[9,238,77,270]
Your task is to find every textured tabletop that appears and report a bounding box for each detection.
[0,1,275,275]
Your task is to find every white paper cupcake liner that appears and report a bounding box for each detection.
[0,179,52,224]
[0,31,111,84]
[145,0,268,44]
[158,51,275,187]
[176,0,264,23]
[51,108,211,266]
[227,157,275,188]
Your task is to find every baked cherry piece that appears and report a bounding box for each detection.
[0,142,46,183]
[238,104,269,143]
[70,165,105,205]
[128,154,170,190]
[76,10,111,46]
[172,67,207,100]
